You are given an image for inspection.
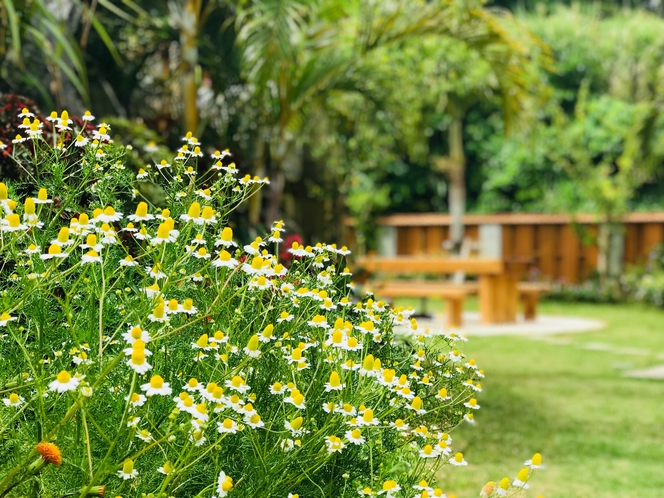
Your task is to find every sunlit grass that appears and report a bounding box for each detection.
[394,299,664,497]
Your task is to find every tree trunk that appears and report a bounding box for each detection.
[448,110,466,254]
[266,166,285,225]
[180,0,199,134]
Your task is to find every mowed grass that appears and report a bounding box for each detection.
[393,299,664,498]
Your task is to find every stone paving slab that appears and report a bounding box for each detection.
[400,311,605,337]
[624,365,664,380]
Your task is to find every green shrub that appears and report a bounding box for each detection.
[0,108,540,497]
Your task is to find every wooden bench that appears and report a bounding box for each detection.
[354,256,536,325]
[368,281,479,327]
[516,282,551,321]
[368,279,550,325]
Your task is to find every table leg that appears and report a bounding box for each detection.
[522,293,539,321]
[446,297,464,328]
[479,274,518,324]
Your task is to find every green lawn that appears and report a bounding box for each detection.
[395,299,664,498]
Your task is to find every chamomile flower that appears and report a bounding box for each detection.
[157,461,174,475]
[464,398,480,410]
[148,302,168,323]
[74,135,89,147]
[245,413,265,428]
[524,452,543,469]
[117,459,138,480]
[120,255,139,267]
[217,418,240,434]
[18,107,35,119]
[212,250,238,269]
[0,313,17,326]
[126,392,147,408]
[417,444,439,459]
[284,389,306,409]
[3,393,24,407]
[81,250,102,264]
[93,206,123,223]
[308,314,330,329]
[225,375,250,394]
[214,471,234,497]
[141,375,172,396]
[449,452,468,466]
[512,468,530,488]
[146,263,167,279]
[378,480,401,497]
[48,370,81,393]
[345,429,365,445]
[243,335,261,358]
[151,220,179,244]
[127,202,154,222]
[357,409,379,426]
[324,371,345,392]
[136,429,153,442]
[127,349,152,374]
[82,110,95,121]
[326,435,345,453]
[93,126,110,141]
[407,396,426,414]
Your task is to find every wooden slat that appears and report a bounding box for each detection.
[559,225,580,283]
[425,226,443,255]
[513,225,535,258]
[641,223,664,260]
[536,225,557,280]
[624,224,639,265]
[354,256,505,274]
[465,225,479,242]
[396,227,408,255]
[502,225,514,259]
[370,281,480,294]
[403,227,423,255]
[368,211,664,227]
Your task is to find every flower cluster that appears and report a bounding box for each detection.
[0,108,540,497]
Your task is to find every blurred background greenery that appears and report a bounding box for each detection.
[2,0,664,251]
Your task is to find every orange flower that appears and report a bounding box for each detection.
[35,442,62,466]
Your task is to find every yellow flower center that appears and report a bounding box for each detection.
[122,460,134,474]
[187,202,201,219]
[131,350,145,364]
[246,334,259,351]
[7,214,20,227]
[201,206,214,219]
[149,375,164,388]
[56,370,71,383]
[57,227,70,243]
[383,480,397,491]
[329,372,341,388]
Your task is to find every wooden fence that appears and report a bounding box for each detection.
[360,212,664,283]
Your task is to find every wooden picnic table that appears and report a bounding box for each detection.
[354,256,531,324]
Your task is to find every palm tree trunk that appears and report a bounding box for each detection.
[448,110,466,254]
[180,0,200,134]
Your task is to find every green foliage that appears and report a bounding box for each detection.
[475,6,664,216]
